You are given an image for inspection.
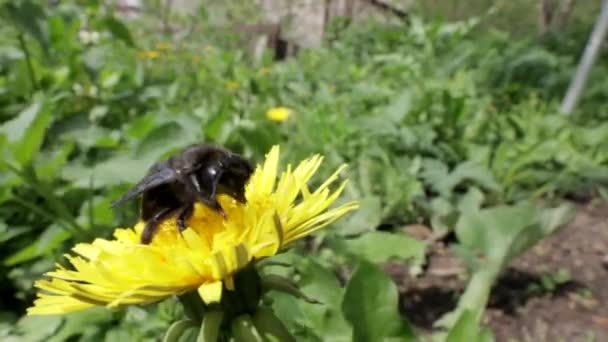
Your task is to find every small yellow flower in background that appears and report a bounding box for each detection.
[155,42,170,51]
[226,80,240,91]
[28,146,357,315]
[266,107,292,122]
[259,67,271,76]
[136,50,160,60]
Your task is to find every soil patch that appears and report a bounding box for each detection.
[388,202,608,342]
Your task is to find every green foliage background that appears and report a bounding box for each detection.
[0,0,606,341]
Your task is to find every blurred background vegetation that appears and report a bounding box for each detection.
[1,0,607,341]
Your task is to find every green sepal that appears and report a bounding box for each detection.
[231,314,263,342]
[163,319,197,342]
[251,306,296,342]
[197,310,224,342]
[261,274,320,304]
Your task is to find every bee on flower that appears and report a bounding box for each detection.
[28,146,358,341]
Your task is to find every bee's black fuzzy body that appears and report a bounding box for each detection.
[111,144,254,244]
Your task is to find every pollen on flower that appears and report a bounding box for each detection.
[27,145,358,315]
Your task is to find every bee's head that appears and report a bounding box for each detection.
[217,152,254,203]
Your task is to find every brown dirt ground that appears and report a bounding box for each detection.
[387,202,608,342]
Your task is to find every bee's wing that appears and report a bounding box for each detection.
[110,162,178,208]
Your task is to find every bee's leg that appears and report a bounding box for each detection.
[200,196,227,219]
[141,207,174,244]
[176,203,194,232]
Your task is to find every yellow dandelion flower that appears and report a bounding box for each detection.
[136,50,160,60]
[226,80,240,91]
[266,107,292,122]
[155,42,170,51]
[28,146,358,315]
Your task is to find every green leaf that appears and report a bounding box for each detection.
[62,155,153,188]
[297,259,344,307]
[445,309,494,342]
[4,224,70,266]
[423,160,501,197]
[334,196,382,236]
[342,261,415,342]
[5,1,49,52]
[103,16,135,47]
[384,89,411,122]
[0,222,30,243]
[35,141,75,181]
[0,96,52,166]
[47,308,114,342]
[12,315,62,342]
[77,196,115,228]
[337,231,426,265]
[136,122,197,160]
[455,202,573,267]
[269,258,351,342]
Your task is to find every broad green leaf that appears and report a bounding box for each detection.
[342,261,415,342]
[136,122,197,160]
[423,159,500,197]
[385,89,412,122]
[337,231,426,267]
[77,196,115,228]
[103,16,135,47]
[297,258,344,308]
[4,224,70,266]
[12,315,62,342]
[0,225,30,243]
[294,259,352,341]
[334,196,382,236]
[455,202,573,267]
[62,155,153,188]
[429,197,455,235]
[441,202,574,329]
[124,113,157,139]
[5,1,49,53]
[35,141,75,181]
[47,308,114,342]
[0,97,52,166]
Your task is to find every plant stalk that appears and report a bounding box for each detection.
[17,32,39,92]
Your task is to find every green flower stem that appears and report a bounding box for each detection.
[231,314,263,342]
[163,319,197,342]
[198,310,224,342]
[173,266,295,341]
[436,266,499,328]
